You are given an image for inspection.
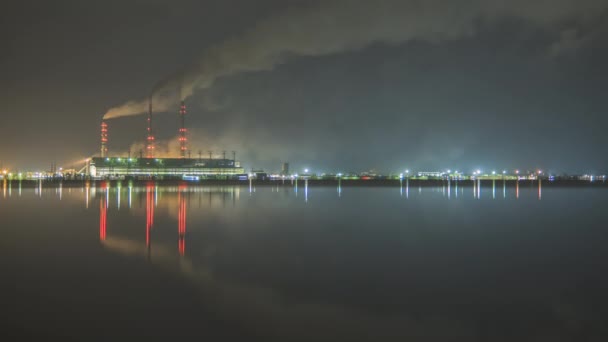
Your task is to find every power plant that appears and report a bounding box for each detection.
[89,101,244,179]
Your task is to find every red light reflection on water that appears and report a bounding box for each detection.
[178,185,187,256]
[146,183,155,247]
[99,198,107,241]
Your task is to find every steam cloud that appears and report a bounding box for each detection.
[103,0,607,120]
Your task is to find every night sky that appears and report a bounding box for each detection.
[1,0,607,174]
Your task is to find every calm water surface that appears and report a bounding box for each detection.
[1,181,608,341]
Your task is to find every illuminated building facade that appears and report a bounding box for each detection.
[89,157,244,179]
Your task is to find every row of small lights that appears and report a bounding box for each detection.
[276,168,545,178]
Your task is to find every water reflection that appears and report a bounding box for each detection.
[85,182,90,209]
[146,183,154,248]
[447,178,451,199]
[99,196,107,241]
[178,185,187,256]
[1,180,599,341]
[92,180,549,259]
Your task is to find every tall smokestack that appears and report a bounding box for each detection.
[179,101,187,158]
[146,95,155,158]
[100,121,108,158]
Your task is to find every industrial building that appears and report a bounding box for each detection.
[91,100,245,179]
[89,157,244,179]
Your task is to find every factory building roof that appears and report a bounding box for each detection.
[90,157,239,169]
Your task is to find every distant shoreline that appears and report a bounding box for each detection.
[3,178,607,188]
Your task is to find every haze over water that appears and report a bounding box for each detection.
[1,181,608,341]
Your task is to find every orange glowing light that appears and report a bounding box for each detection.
[100,199,107,241]
[146,183,155,246]
[178,185,187,256]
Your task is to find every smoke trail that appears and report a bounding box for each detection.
[102,0,607,120]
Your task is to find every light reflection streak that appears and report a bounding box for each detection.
[447,178,451,199]
[105,182,109,208]
[473,179,476,199]
[99,195,107,241]
[85,182,90,209]
[178,185,187,256]
[155,185,158,207]
[146,183,155,248]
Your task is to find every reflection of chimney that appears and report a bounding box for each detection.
[100,121,108,158]
[146,183,154,247]
[179,101,187,158]
[178,186,187,256]
[146,96,155,158]
[100,195,107,241]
